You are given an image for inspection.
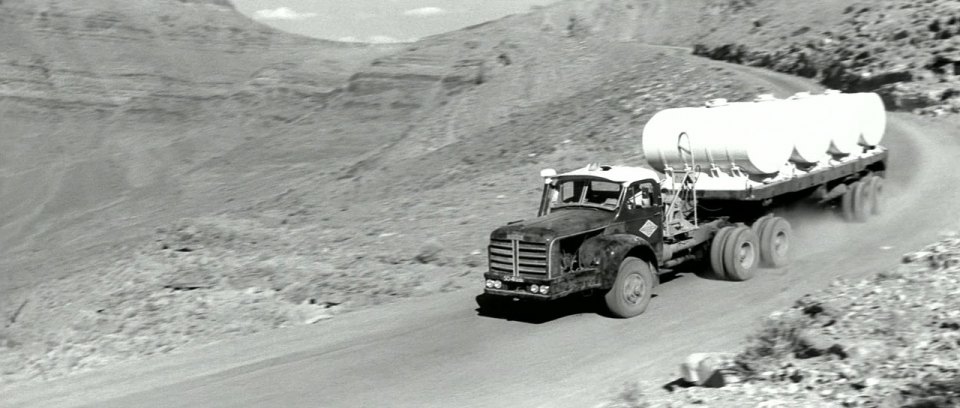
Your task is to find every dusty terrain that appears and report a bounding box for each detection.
[1,0,960,407]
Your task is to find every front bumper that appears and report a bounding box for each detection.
[482,268,603,300]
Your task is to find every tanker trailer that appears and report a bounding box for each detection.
[479,92,888,318]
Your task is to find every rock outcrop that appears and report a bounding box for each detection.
[691,0,960,114]
[610,235,960,407]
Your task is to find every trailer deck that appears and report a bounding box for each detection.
[661,147,888,201]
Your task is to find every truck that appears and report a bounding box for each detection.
[480,92,888,318]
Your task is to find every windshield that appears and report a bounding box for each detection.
[548,178,623,210]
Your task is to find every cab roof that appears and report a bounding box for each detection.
[558,165,662,184]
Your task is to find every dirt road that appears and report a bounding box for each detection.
[5,47,959,408]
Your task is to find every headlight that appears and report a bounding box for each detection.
[485,279,494,288]
[493,280,502,289]
[539,285,550,294]
[529,284,539,293]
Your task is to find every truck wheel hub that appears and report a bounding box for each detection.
[774,232,788,257]
[622,274,647,304]
[738,242,756,268]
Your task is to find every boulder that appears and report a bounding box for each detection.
[680,352,736,387]
[795,330,846,359]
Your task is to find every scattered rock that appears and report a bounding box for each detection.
[414,242,444,264]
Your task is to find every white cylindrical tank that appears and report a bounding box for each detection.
[748,96,830,165]
[791,92,861,156]
[641,107,702,172]
[641,101,794,175]
[854,92,886,146]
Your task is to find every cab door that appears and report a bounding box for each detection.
[619,179,663,245]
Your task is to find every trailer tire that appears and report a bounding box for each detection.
[851,181,870,222]
[866,176,883,215]
[841,181,860,222]
[605,256,655,318]
[751,216,772,238]
[703,226,735,280]
[759,217,791,268]
[722,226,759,281]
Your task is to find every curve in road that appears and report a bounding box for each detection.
[5,46,960,408]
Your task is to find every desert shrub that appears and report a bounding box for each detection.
[736,310,810,375]
[603,382,651,408]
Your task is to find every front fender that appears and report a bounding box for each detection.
[578,234,659,288]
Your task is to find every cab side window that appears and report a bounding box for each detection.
[628,181,656,209]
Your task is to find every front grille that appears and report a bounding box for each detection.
[489,238,549,277]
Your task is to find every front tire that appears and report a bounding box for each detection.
[604,256,656,318]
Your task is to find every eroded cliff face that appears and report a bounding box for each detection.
[0,0,400,289]
[0,0,356,121]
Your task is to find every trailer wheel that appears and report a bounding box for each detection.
[866,176,883,215]
[722,227,759,281]
[751,216,772,238]
[702,226,735,280]
[605,256,655,318]
[841,181,861,222]
[759,217,791,268]
[851,181,870,222]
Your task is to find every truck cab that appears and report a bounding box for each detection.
[484,163,666,317]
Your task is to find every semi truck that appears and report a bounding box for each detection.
[480,92,888,318]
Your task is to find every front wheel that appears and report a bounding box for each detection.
[604,256,656,318]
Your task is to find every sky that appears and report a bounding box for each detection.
[231,0,560,43]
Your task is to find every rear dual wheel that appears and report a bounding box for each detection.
[722,227,760,281]
[865,176,883,216]
[754,216,791,268]
[841,176,883,222]
[702,226,734,280]
[705,226,759,281]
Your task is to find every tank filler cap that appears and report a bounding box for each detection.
[753,93,776,102]
[704,98,728,108]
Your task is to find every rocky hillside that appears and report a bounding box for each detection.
[692,0,960,115]
[603,231,960,407]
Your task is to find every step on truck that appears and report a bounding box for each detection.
[480,91,889,318]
